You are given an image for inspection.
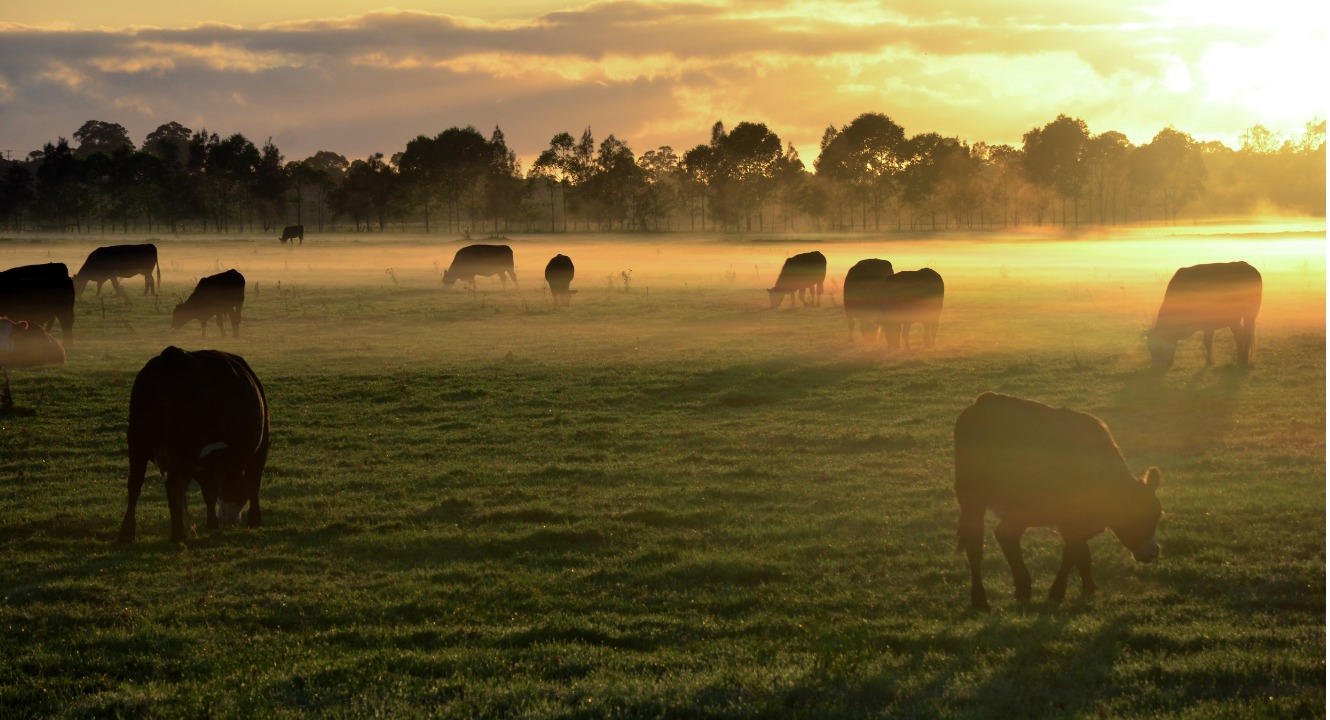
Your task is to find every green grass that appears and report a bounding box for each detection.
[0,228,1324,718]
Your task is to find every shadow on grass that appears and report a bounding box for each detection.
[1108,364,1248,460]
[641,356,878,410]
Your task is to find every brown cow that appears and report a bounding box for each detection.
[955,393,1162,610]
[767,251,826,309]
[1146,261,1262,370]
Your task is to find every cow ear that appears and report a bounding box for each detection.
[1143,466,1162,491]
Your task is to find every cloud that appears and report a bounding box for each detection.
[0,1,1321,167]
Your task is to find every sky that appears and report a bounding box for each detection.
[0,0,1325,168]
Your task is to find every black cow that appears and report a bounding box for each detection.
[880,268,944,350]
[73,244,161,299]
[119,347,269,543]
[843,258,894,342]
[0,263,75,348]
[1146,261,1262,370]
[955,392,1162,610]
[279,225,304,245]
[172,270,244,338]
[442,244,518,290]
[545,254,576,307]
[767,251,826,309]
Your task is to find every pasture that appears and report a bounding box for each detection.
[0,222,1325,718]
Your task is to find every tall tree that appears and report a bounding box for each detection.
[814,112,908,230]
[1022,114,1090,226]
[73,120,135,159]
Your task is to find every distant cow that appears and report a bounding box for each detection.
[73,244,161,298]
[0,317,66,368]
[880,268,944,350]
[768,251,826,309]
[172,270,244,338]
[545,254,576,307]
[843,259,894,342]
[119,347,269,543]
[443,244,518,290]
[1,317,66,410]
[279,225,304,245]
[0,263,75,348]
[1146,261,1262,371]
[954,392,1162,610]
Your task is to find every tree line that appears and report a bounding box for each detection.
[0,114,1323,235]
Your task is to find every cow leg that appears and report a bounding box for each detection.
[1049,536,1092,602]
[924,322,937,348]
[1234,321,1253,365]
[118,455,150,544]
[1076,544,1097,596]
[994,520,1032,602]
[1202,329,1215,366]
[815,282,823,306]
[165,472,190,543]
[958,504,989,610]
[901,322,913,350]
[510,271,519,290]
[231,306,242,337]
[200,476,219,530]
[111,277,126,301]
[215,313,226,339]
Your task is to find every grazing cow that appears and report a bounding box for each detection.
[172,270,245,338]
[1,317,66,410]
[73,244,161,298]
[545,254,577,307]
[0,263,75,348]
[880,268,945,350]
[442,244,518,290]
[843,258,894,342]
[767,251,826,309]
[1146,261,1262,371]
[279,225,304,245]
[119,347,269,543]
[954,392,1162,610]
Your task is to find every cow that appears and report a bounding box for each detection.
[442,244,518,290]
[0,317,66,368]
[954,392,1162,611]
[73,244,161,299]
[843,258,894,342]
[767,251,826,309]
[0,263,75,348]
[880,268,945,350]
[172,270,244,338]
[1,317,66,410]
[1145,261,1262,371]
[279,225,304,245]
[119,347,269,544]
[545,254,576,307]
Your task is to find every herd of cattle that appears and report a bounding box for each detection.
[0,236,1266,608]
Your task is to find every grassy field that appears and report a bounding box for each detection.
[0,221,1324,718]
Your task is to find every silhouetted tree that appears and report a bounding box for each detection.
[0,164,35,231]
[1084,131,1133,225]
[1131,127,1206,223]
[73,120,135,159]
[815,113,908,230]
[1023,114,1089,226]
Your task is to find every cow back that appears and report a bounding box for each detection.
[1156,261,1262,331]
[773,251,827,291]
[0,263,75,329]
[843,259,893,314]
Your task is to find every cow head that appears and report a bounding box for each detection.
[0,317,66,367]
[72,275,91,297]
[1144,328,1176,371]
[170,303,190,330]
[766,288,784,309]
[1112,466,1163,563]
[442,270,460,289]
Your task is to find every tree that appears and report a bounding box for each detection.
[252,138,286,231]
[711,121,783,231]
[143,122,192,166]
[1083,131,1133,225]
[1022,114,1089,226]
[206,133,261,232]
[0,164,35,231]
[530,132,577,232]
[814,113,908,230]
[1132,127,1206,223]
[73,120,135,159]
[34,139,86,230]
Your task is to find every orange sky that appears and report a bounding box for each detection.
[1,1,1324,166]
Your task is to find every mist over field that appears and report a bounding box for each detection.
[0,221,1324,716]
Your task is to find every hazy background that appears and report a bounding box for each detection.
[1,0,1324,165]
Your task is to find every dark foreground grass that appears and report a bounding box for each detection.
[0,231,1324,718]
